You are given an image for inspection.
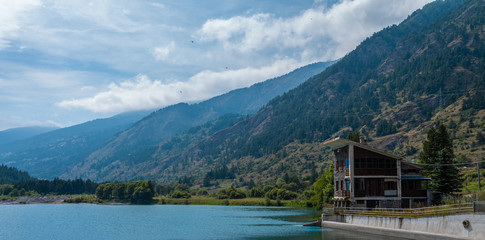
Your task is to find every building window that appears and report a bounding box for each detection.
[386,181,396,190]
[354,178,365,190]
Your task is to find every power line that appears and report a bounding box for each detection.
[403,159,485,167]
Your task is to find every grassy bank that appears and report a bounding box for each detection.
[155,196,299,206]
[62,194,309,207]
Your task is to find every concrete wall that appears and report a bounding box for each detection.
[322,214,485,240]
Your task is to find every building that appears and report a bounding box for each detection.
[322,137,430,208]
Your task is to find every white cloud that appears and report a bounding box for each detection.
[56,58,303,113]
[198,0,433,59]
[48,0,143,33]
[0,116,62,131]
[153,42,175,62]
[1,0,436,130]
[0,0,41,49]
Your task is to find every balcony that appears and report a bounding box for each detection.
[335,190,350,198]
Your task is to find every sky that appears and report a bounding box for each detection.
[0,0,434,131]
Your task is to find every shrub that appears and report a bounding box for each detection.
[247,187,265,198]
[169,190,191,199]
[265,188,297,200]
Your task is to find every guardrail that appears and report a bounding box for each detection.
[323,202,485,218]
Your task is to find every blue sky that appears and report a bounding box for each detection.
[0,0,433,130]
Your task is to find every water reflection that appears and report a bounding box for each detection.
[0,204,409,240]
[252,207,409,240]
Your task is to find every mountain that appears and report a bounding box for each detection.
[0,126,59,145]
[62,62,333,179]
[0,62,333,180]
[65,0,484,183]
[0,110,151,179]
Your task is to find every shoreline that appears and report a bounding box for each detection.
[0,195,69,205]
[0,195,304,207]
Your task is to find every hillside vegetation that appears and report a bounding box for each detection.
[2,0,483,190]
[63,0,484,186]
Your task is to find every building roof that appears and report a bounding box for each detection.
[401,161,424,169]
[401,175,431,180]
[322,137,403,160]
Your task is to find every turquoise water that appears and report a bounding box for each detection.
[0,204,400,240]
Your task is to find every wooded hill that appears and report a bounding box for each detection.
[0,61,332,180]
[58,0,484,185]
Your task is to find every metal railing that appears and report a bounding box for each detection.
[323,202,485,218]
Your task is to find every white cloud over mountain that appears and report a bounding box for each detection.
[0,0,433,129]
[198,0,433,59]
[57,58,302,113]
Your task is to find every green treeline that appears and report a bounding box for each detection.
[0,164,33,184]
[0,164,98,197]
[1,178,98,197]
[155,170,335,209]
[0,164,338,208]
[12,178,98,196]
[96,181,155,204]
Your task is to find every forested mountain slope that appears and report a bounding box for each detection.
[0,110,151,179]
[0,126,59,145]
[63,62,333,179]
[69,0,485,184]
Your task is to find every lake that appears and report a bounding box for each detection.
[0,204,402,239]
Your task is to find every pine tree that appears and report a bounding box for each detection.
[419,124,461,200]
[419,124,453,175]
[431,149,461,196]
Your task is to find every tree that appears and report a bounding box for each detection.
[203,174,211,187]
[310,162,334,210]
[131,181,155,204]
[169,183,191,199]
[217,184,246,199]
[247,187,264,198]
[419,124,453,174]
[375,120,397,136]
[95,181,155,204]
[346,131,360,142]
[419,124,461,200]
[430,149,462,197]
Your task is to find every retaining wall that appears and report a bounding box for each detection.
[322,214,485,239]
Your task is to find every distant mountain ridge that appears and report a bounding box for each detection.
[63,0,484,184]
[0,110,152,178]
[0,61,333,179]
[63,61,333,180]
[0,126,59,145]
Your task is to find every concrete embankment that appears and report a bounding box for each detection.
[322,214,485,240]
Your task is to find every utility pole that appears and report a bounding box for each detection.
[478,161,481,203]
